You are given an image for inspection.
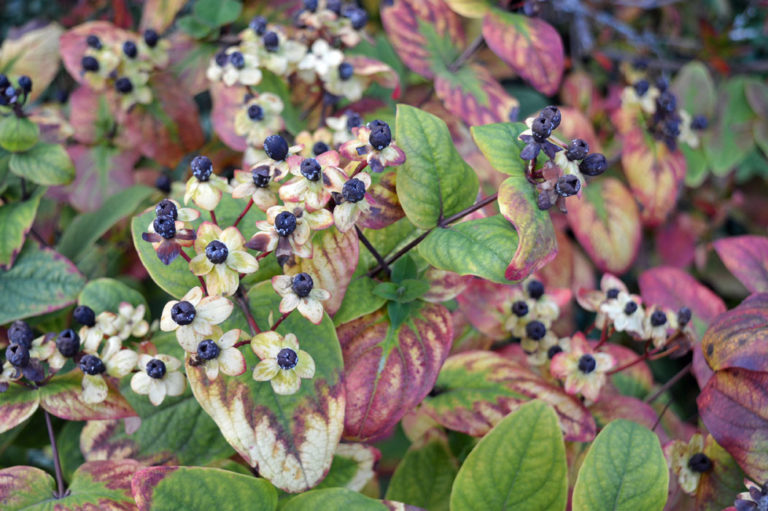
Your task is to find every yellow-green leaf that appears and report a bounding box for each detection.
[0,116,39,152]
[0,187,43,269]
[9,142,75,186]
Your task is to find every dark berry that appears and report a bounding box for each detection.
[656,90,676,113]
[623,301,638,315]
[197,339,220,361]
[86,34,102,49]
[527,280,545,299]
[526,320,546,341]
[250,16,268,35]
[555,175,581,197]
[153,215,176,239]
[547,345,563,359]
[579,153,607,176]
[342,178,366,203]
[632,57,649,70]
[565,139,589,161]
[146,358,166,379]
[511,300,529,317]
[264,135,289,161]
[215,52,228,67]
[229,51,245,69]
[691,115,708,130]
[82,56,100,72]
[687,453,713,473]
[531,115,552,143]
[263,31,280,52]
[79,354,106,375]
[171,301,196,325]
[368,123,392,150]
[56,329,80,358]
[677,307,692,327]
[252,166,271,188]
[144,29,159,48]
[656,76,669,92]
[338,62,354,80]
[540,106,561,129]
[17,76,32,93]
[205,240,229,264]
[8,321,34,349]
[537,191,553,211]
[520,142,540,161]
[247,104,264,121]
[300,158,322,181]
[123,40,138,58]
[578,354,597,373]
[304,0,318,11]
[346,112,363,130]
[606,288,620,299]
[0,74,8,89]
[4,86,16,100]
[312,141,330,156]
[115,77,133,94]
[275,211,298,236]
[73,305,96,327]
[6,344,30,368]
[155,199,178,220]
[344,6,368,29]
[650,310,667,327]
[292,273,314,297]
[326,0,342,14]
[633,79,649,97]
[277,348,298,369]
[191,155,213,181]
[156,174,172,194]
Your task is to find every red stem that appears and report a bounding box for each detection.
[233,198,254,228]
[233,340,251,349]
[179,250,208,295]
[256,251,273,261]
[235,286,260,335]
[272,311,291,330]
[210,210,218,225]
[593,324,612,350]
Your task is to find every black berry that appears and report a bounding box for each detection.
[656,90,676,113]
[368,121,391,150]
[520,142,540,161]
[547,345,563,359]
[230,51,245,69]
[73,305,96,327]
[687,453,713,473]
[304,0,318,11]
[677,307,692,327]
[263,31,280,52]
[531,116,552,143]
[197,339,220,361]
[82,56,100,72]
[579,153,607,176]
[215,52,228,67]
[565,139,589,161]
[338,62,354,80]
[633,79,649,97]
[292,273,314,297]
[511,300,529,317]
[343,6,368,29]
[691,115,708,130]
[191,155,213,181]
[153,215,176,239]
[123,40,138,58]
[247,104,264,121]
[86,34,102,49]
[144,29,159,48]
[300,158,322,181]
[526,320,546,340]
[527,280,545,299]
[6,344,30,368]
[555,175,581,197]
[171,301,196,325]
[252,166,271,188]
[650,310,667,327]
[146,358,166,379]
[155,199,178,220]
[342,178,366,203]
[8,321,34,349]
[115,77,133,94]
[250,16,268,35]
[275,211,298,236]
[312,141,330,156]
[624,301,638,315]
[79,354,106,375]
[56,329,81,358]
[327,0,342,14]
[346,112,363,130]
[264,135,289,161]
[606,288,620,299]
[205,240,229,264]
[578,354,597,373]
[277,348,298,369]
[156,174,172,193]
[0,74,8,89]
[656,76,669,92]
[17,76,32,93]
[540,106,561,129]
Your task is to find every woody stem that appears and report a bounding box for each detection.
[235,285,260,335]
[44,410,68,499]
[233,198,254,228]
[356,226,389,277]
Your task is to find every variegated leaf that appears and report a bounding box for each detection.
[434,64,519,126]
[358,173,405,230]
[701,293,768,373]
[713,235,768,293]
[0,22,63,102]
[40,371,136,421]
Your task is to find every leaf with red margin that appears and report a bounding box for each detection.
[471,122,557,281]
[317,443,380,491]
[434,64,519,127]
[0,21,63,103]
[0,188,43,269]
[621,126,687,227]
[39,371,136,421]
[560,71,601,120]
[589,394,673,445]
[421,351,596,441]
[68,86,116,145]
[338,303,453,442]
[456,278,519,340]
[0,460,141,510]
[567,178,642,274]
[346,55,399,91]
[167,35,218,96]
[555,107,602,154]
[422,268,471,303]
[285,226,359,316]
[60,21,133,85]
[482,9,564,96]
[140,0,186,32]
[0,383,40,435]
[186,281,345,493]
[701,293,768,373]
[698,368,768,482]
[358,173,405,230]
[131,466,277,511]
[118,72,204,168]
[713,235,768,293]
[380,0,465,80]
[210,81,248,152]
[444,0,493,18]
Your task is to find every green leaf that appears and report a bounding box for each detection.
[681,144,709,187]
[417,215,519,284]
[57,185,154,261]
[450,401,567,511]
[572,419,668,511]
[9,142,75,186]
[0,115,39,152]
[385,434,457,511]
[315,444,379,491]
[132,466,276,511]
[395,104,478,229]
[78,277,148,315]
[256,69,304,135]
[670,61,717,117]
[0,380,40,435]
[0,188,44,268]
[193,0,242,28]
[282,488,401,511]
[373,279,429,303]
[333,276,386,326]
[0,242,85,324]
[177,15,214,39]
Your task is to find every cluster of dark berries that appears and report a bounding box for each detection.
[636,77,707,151]
[153,198,179,240]
[0,74,32,108]
[520,105,562,161]
[368,120,392,150]
[294,1,368,30]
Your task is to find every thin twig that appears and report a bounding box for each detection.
[210,210,218,226]
[651,398,673,432]
[235,285,260,335]
[233,198,254,228]
[29,227,49,247]
[44,410,68,499]
[449,35,485,72]
[356,226,390,276]
[179,250,208,294]
[645,362,692,404]
[271,311,291,331]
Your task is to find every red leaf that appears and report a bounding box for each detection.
[210,82,249,152]
[713,235,768,293]
[434,64,519,126]
[701,293,768,373]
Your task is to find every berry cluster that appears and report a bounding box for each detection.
[0,74,32,109]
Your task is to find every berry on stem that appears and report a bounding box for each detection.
[6,344,30,368]
[275,211,297,236]
[73,305,96,327]
[171,301,196,325]
[191,155,213,181]
[579,153,607,176]
[79,354,106,375]
[301,158,322,181]
[292,273,314,297]
[197,339,220,360]
[146,358,166,378]
[342,178,366,203]
[153,216,176,239]
[264,135,289,161]
[56,329,80,358]
[8,320,34,349]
